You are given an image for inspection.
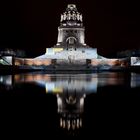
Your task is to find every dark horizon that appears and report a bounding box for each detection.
[0,0,139,57]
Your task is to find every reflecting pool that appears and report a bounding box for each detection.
[0,72,140,137]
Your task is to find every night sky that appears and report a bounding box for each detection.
[0,0,139,57]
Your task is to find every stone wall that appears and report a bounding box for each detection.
[14,58,52,66]
[91,58,129,67]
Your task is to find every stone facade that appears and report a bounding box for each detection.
[0,4,131,69]
[35,4,98,66]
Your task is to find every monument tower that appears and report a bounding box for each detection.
[0,4,129,70]
[35,4,98,67]
[57,4,86,49]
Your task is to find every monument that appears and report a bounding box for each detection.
[0,4,129,70]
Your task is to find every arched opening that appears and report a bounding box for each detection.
[66,37,77,45]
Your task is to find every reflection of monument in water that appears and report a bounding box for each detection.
[57,90,85,130]
[0,73,96,130]
[0,72,133,131]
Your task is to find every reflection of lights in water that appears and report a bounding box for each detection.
[45,82,54,93]
[66,96,77,104]
[0,75,13,90]
[1,72,136,92]
[1,72,139,133]
[45,83,63,94]
[0,75,12,86]
[131,73,140,88]
[57,93,85,131]
[35,74,98,94]
[57,95,63,112]
[98,72,125,86]
[60,117,82,130]
[0,77,3,82]
[0,72,130,94]
[0,73,98,94]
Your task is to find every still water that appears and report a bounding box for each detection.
[0,72,140,137]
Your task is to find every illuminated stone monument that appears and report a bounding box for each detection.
[0,4,129,70]
[35,4,98,66]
